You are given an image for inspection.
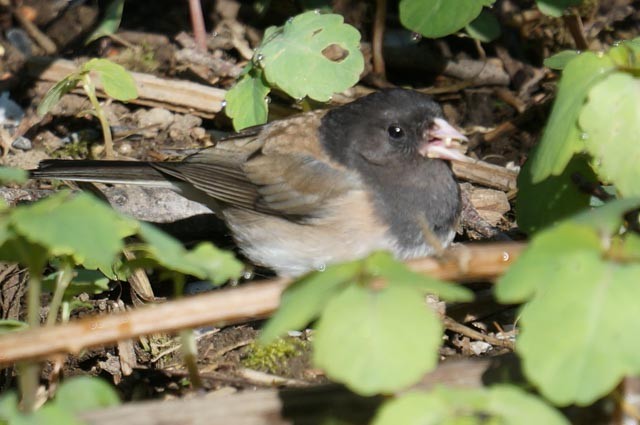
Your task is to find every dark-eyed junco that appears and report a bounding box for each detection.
[32,89,468,276]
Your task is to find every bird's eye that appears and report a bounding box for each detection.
[387,124,405,139]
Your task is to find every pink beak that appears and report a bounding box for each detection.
[419,118,471,163]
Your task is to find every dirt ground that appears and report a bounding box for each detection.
[0,0,638,407]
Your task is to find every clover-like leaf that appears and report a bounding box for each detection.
[43,269,111,299]
[528,52,614,182]
[55,376,120,413]
[182,242,244,285]
[313,284,442,395]
[256,11,364,102]
[10,192,138,268]
[83,58,138,101]
[497,199,640,405]
[373,386,569,425]
[465,9,501,43]
[0,167,27,184]
[364,251,473,302]
[516,251,640,405]
[260,260,360,343]
[579,72,640,197]
[496,222,602,303]
[137,222,242,283]
[536,0,582,17]
[516,154,596,234]
[224,70,271,130]
[544,50,581,70]
[399,0,494,39]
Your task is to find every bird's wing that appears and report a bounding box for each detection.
[153,111,361,217]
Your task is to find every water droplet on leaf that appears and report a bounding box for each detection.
[286,17,294,23]
[220,100,227,108]
[316,263,326,272]
[410,32,423,43]
[580,132,589,140]
[265,96,271,104]
[314,9,321,14]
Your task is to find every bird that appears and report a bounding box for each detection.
[31,89,469,276]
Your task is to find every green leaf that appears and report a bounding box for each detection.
[256,11,364,102]
[37,74,83,116]
[0,391,84,425]
[0,319,28,334]
[313,284,442,395]
[182,242,244,285]
[224,70,271,131]
[364,252,473,302]
[0,167,27,184]
[544,50,581,70]
[373,386,569,425]
[529,52,615,183]
[55,376,120,413]
[571,197,640,234]
[0,236,48,272]
[536,0,582,17]
[260,260,361,343]
[83,59,138,101]
[43,269,111,298]
[516,250,640,405]
[137,222,242,283]
[495,222,602,304]
[497,199,640,405]
[85,0,124,44]
[579,72,640,197]
[399,0,494,39]
[516,154,596,234]
[465,9,501,43]
[10,192,138,268]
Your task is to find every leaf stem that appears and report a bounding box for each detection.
[82,73,114,158]
[46,262,76,327]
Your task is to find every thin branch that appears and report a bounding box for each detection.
[0,242,525,366]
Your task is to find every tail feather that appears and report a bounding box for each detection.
[31,160,174,187]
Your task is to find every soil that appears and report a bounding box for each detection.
[0,0,638,411]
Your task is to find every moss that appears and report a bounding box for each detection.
[242,337,309,375]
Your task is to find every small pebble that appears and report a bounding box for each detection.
[469,341,492,355]
[11,136,32,151]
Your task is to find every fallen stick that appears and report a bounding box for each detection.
[26,57,226,119]
[0,242,524,366]
[452,160,518,192]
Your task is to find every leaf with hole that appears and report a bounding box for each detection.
[255,11,364,101]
